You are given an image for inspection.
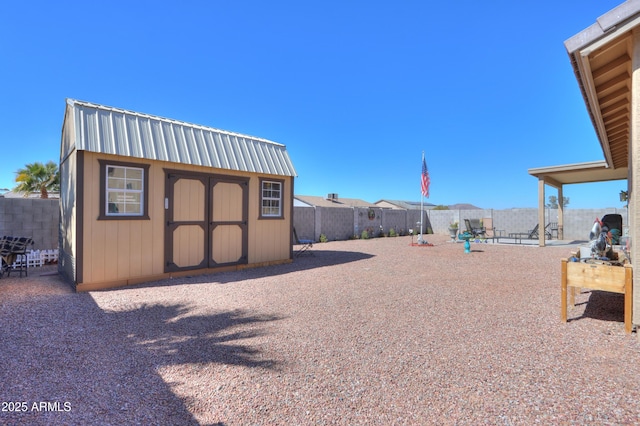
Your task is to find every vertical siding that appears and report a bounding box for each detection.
[248,176,293,263]
[59,152,76,282]
[149,164,165,274]
[81,152,166,285]
[59,107,78,282]
[79,152,291,287]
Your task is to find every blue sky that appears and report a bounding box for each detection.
[0,0,629,209]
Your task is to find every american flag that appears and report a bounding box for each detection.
[421,154,430,198]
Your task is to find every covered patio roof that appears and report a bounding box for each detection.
[563,1,640,170]
[528,1,640,245]
[528,160,627,189]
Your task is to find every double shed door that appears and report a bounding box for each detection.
[165,170,248,272]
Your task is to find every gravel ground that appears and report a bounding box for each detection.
[1,234,639,425]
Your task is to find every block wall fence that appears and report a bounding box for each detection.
[0,198,628,250]
[293,206,629,243]
[0,198,59,250]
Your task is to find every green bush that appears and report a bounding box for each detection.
[389,228,397,237]
[319,234,328,243]
[361,230,370,239]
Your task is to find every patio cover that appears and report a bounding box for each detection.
[529,0,640,246]
[528,161,627,243]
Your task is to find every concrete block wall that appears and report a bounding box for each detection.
[0,198,59,250]
[380,209,409,235]
[407,209,434,234]
[293,206,629,242]
[426,210,456,232]
[561,208,628,241]
[319,206,355,241]
[492,209,539,236]
[355,207,383,237]
[292,206,315,242]
[0,199,627,250]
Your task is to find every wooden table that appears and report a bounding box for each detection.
[561,258,633,334]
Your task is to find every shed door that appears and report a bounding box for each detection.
[165,171,248,273]
[210,176,248,267]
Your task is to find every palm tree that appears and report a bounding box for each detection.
[14,161,60,199]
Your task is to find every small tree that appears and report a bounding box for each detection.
[546,195,569,209]
[14,161,60,199]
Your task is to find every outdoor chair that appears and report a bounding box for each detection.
[509,224,552,240]
[293,228,314,257]
[0,236,34,278]
[464,219,486,238]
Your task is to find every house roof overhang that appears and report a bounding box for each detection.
[563,0,640,171]
[531,1,640,186]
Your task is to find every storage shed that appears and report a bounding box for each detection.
[59,99,297,291]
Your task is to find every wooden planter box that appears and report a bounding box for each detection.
[561,258,633,333]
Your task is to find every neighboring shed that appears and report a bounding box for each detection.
[59,99,297,291]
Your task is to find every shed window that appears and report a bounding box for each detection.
[99,160,150,220]
[260,179,283,218]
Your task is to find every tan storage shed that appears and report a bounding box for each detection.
[59,99,297,291]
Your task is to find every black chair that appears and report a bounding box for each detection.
[0,236,34,278]
[464,219,486,238]
[602,214,623,244]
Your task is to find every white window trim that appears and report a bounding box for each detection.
[106,165,145,216]
[261,179,283,218]
[98,159,150,220]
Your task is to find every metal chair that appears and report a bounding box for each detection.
[464,219,486,238]
[293,228,314,257]
[0,236,34,278]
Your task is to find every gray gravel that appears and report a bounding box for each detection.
[1,234,639,425]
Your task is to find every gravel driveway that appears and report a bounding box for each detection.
[1,235,639,425]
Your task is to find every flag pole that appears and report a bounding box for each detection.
[417,151,432,246]
[420,151,425,242]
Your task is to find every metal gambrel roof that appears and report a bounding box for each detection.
[66,99,297,177]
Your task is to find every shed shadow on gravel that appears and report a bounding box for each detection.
[121,250,376,289]
[0,272,280,425]
[213,250,375,284]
